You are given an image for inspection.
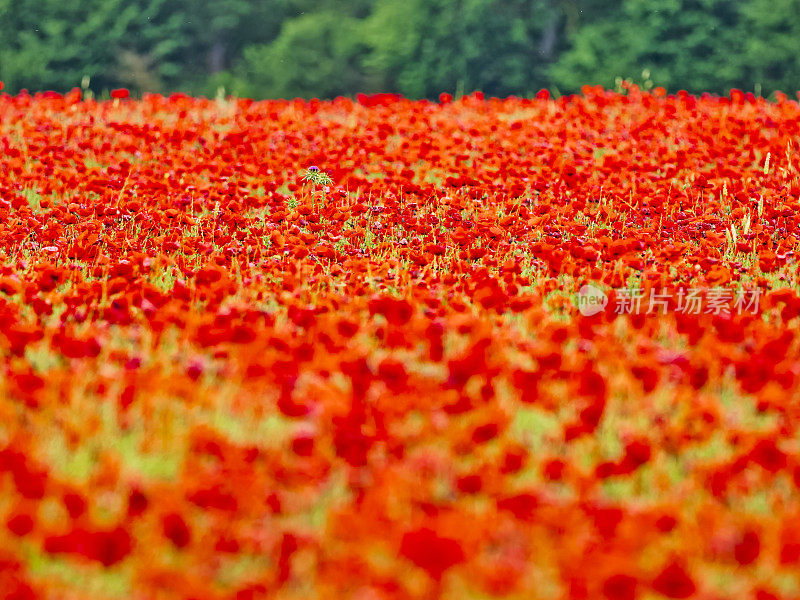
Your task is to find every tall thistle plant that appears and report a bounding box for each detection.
[302,166,333,208]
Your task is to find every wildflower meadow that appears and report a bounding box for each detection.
[1,83,800,599]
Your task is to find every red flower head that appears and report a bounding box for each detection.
[651,561,696,598]
[399,527,466,580]
[603,573,638,600]
[162,513,192,549]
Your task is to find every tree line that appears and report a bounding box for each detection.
[1,0,798,99]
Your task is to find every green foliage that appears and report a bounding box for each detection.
[363,0,559,98]
[179,0,288,90]
[229,11,370,99]
[0,0,190,93]
[0,0,125,92]
[114,0,195,91]
[550,0,800,95]
[1,0,800,98]
[738,0,800,94]
[226,0,560,99]
[0,0,284,95]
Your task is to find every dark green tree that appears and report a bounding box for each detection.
[179,0,292,96]
[229,0,561,100]
[225,8,372,99]
[358,0,561,98]
[3,0,800,99]
[550,0,762,94]
[0,0,127,92]
[114,0,194,92]
[0,0,190,94]
[738,0,800,95]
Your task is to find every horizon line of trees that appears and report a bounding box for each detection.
[1,0,799,100]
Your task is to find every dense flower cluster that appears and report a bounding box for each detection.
[0,84,799,599]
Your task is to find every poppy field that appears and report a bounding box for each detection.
[1,83,800,599]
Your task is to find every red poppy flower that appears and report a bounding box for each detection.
[399,527,465,580]
[651,561,696,598]
[162,513,192,548]
[603,573,638,600]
